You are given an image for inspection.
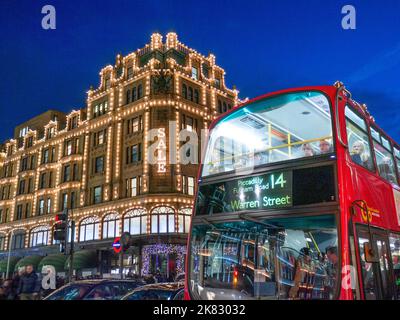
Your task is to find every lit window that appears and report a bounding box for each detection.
[124,208,147,235]
[79,216,100,242]
[191,67,198,80]
[102,213,120,239]
[30,226,49,247]
[151,206,175,234]
[94,186,102,204]
[188,177,195,195]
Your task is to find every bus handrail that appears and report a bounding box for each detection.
[207,135,333,166]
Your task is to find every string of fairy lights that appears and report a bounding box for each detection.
[0,32,240,251]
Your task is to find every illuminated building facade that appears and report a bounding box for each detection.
[0,33,239,278]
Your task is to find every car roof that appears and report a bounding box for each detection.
[65,279,143,285]
[130,282,184,292]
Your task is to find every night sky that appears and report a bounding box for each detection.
[0,0,399,142]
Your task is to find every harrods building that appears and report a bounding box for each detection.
[0,33,239,278]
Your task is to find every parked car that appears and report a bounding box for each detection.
[43,279,146,300]
[121,283,184,300]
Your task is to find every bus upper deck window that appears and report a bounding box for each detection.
[202,91,333,177]
[371,128,397,184]
[345,106,375,172]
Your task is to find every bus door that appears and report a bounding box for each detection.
[356,226,394,300]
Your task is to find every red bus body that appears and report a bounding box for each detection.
[184,84,400,300]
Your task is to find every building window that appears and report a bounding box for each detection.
[124,208,147,235]
[191,66,199,80]
[38,199,45,215]
[95,156,104,174]
[30,226,49,247]
[127,116,142,134]
[47,127,55,139]
[70,116,78,130]
[127,67,133,79]
[0,210,3,224]
[188,177,195,195]
[26,136,33,148]
[178,208,192,233]
[194,89,199,104]
[16,204,23,220]
[19,127,29,138]
[70,192,76,209]
[18,180,25,195]
[151,206,175,234]
[65,140,73,156]
[79,216,100,242]
[48,172,52,188]
[47,198,52,214]
[93,101,108,118]
[188,87,193,101]
[102,213,120,239]
[73,164,79,181]
[137,84,143,99]
[0,235,5,251]
[182,84,187,99]
[20,157,28,172]
[11,231,26,250]
[63,165,71,182]
[215,78,221,89]
[42,148,49,164]
[40,173,46,189]
[94,129,107,147]
[126,177,138,197]
[93,186,102,204]
[181,114,197,132]
[126,144,141,164]
[61,193,68,211]
[126,89,131,104]
[105,77,110,89]
[132,87,137,102]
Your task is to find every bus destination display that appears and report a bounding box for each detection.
[196,171,293,215]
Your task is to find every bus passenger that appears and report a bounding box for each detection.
[319,139,333,154]
[351,141,370,167]
[301,143,314,157]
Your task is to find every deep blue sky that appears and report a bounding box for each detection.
[1,0,400,142]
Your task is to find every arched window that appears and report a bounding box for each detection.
[0,233,6,251]
[10,230,25,250]
[30,225,49,247]
[194,89,199,104]
[151,206,175,234]
[182,84,187,99]
[79,216,100,242]
[137,84,143,99]
[102,213,120,239]
[123,208,147,235]
[178,208,192,233]
[126,89,131,104]
[188,87,193,101]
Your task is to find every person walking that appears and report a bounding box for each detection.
[18,264,41,300]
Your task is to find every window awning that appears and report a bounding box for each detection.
[38,254,67,273]
[64,250,97,270]
[0,257,22,274]
[14,255,43,272]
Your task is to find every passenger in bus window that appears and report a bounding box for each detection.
[378,157,396,183]
[301,143,314,157]
[351,141,370,167]
[319,139,333,154]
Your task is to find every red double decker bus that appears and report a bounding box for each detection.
[185,82,400,300]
